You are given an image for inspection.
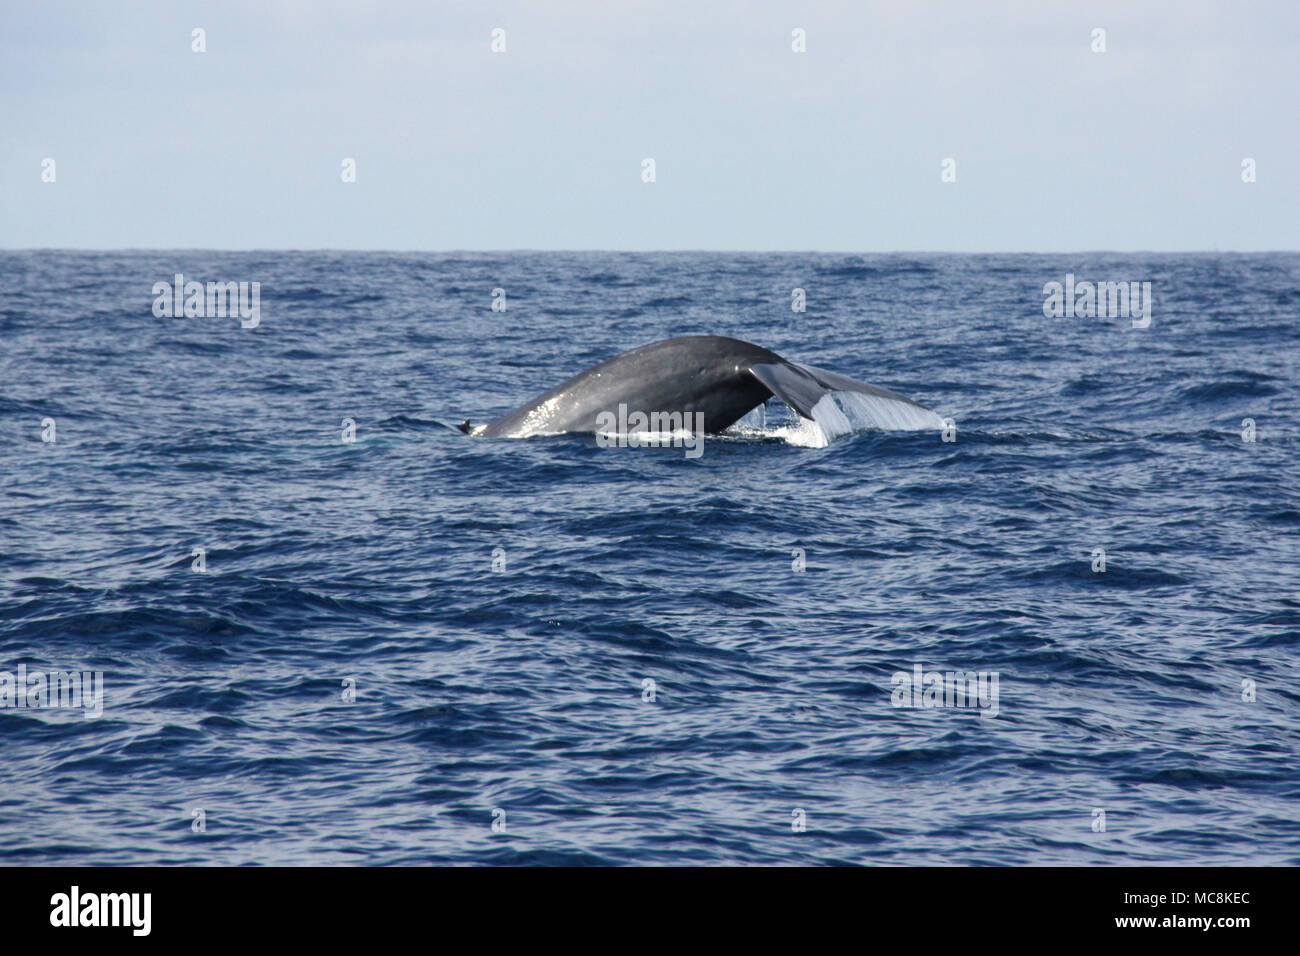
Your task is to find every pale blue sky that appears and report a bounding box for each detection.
[2,0,1296,250]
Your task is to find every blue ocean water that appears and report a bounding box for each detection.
[1,250,1297,865]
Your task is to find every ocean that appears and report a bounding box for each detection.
[1,250,1297,865]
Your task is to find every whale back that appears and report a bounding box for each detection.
[476,335,779,437]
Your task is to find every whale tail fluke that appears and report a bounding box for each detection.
[748,362,943,432]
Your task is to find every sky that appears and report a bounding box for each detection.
[1,0,1297,251]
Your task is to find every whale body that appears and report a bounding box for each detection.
[464,335,941,438]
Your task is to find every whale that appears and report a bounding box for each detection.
[461,335,941,438]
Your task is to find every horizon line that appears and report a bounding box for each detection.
[2,247,1297,255]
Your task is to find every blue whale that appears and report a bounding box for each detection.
[463,335,940,438]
